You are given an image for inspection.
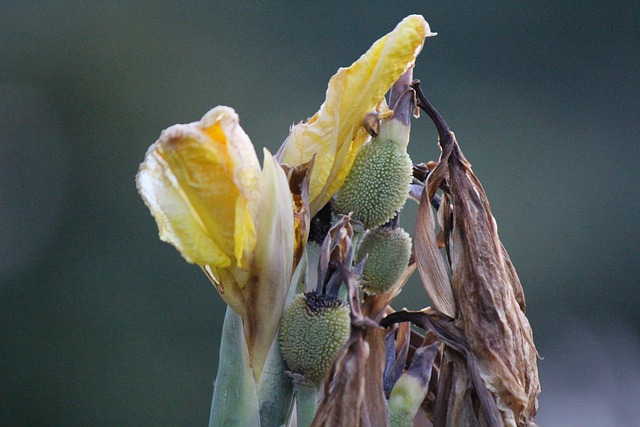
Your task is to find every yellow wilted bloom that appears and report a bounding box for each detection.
[277,14,435,216]
[137,106,263,269]
[136,106,294,378]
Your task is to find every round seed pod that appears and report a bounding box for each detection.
[334,137,412,229]
[279,292,350,384]
[356,226,412,295]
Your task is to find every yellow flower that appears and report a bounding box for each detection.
[136,106,294,378]
[277,14,435,216]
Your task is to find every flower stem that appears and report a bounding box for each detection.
[294,381,318,427]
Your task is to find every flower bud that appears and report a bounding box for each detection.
[279,292,351,384]
[356,226,412,295]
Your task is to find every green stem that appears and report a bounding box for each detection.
[257,337,295,427]
[257,249,307,426]
[305,245,320,293]
[294,381,318,427]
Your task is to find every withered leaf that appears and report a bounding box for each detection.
[316,215,356,297]
[383,321,411,396]
[413,81,540,426]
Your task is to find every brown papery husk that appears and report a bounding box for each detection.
[427,135,540,427]
[434,349,483,427]
[312,328,372,427]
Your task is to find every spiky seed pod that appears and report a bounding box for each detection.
[356,226,412,295]
[279,292,351,384]
[333,136,412,229]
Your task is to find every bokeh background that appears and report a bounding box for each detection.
[2,1,639,425]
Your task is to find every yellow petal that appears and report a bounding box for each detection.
[136,106,262,267]
[200,107,263,266]
[277,15,434,215]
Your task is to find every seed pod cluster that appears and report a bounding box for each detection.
[279,292,351,384]
[356,226,412,295]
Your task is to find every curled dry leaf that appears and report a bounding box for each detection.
[383,320,411,397]
[315,214,357,297]
[382,308,503,427]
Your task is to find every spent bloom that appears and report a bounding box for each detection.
[137,106,294,377]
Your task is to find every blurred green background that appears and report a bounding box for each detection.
[1,1,639,426]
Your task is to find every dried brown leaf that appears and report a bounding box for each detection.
[444,142,538,426]
[412,82,540,426]
[347,260,418,426]
[362,326,390,426]
[435,351,482,427]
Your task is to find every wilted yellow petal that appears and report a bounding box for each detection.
[137,145,231,266]
[136,106,262,268]
[234,196,256,266]
[277,15,434,215]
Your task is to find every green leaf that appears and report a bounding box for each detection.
[209,307,261,427]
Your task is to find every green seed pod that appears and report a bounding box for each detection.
[279,292,350,384]
[334,135,412,229]
[356,226,412,295]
